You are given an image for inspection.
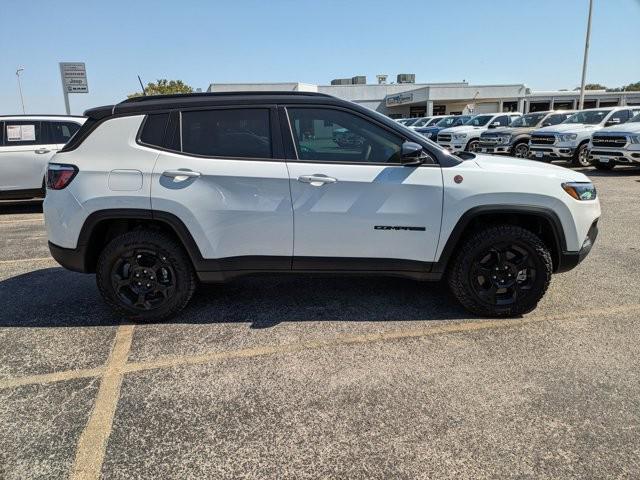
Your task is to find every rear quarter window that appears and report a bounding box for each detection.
[139,113,170,147]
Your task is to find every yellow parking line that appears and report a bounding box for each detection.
[70,324,135,480]
[0,257,54,265]
[0,218,43,224]
[0,367,104,390]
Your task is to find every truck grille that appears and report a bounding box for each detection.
[591,135,627,148]
[438,134,451,142]
[530,135,556,145]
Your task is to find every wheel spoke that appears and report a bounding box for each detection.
[134,293,152,310]
[113,274,131,290]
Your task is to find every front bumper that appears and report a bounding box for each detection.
[529,145,575,161]
[478,142,512,155]
[556,219,598,273]
[438,141,466,152]
[589,148,640,165]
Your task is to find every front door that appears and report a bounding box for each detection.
[151,107,293,269]
[283,106,443,271]
[0,120,51,191]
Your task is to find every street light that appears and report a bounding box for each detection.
[578,0,594,110]
[16,67,25,114]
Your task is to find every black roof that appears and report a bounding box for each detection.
[84,91,338,119]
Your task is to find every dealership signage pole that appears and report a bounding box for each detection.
[578,0,593,110]
[59,62,88,115]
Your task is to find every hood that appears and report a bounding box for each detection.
[481,127,533,137]
[472,154,589,182]
[534,123,600,134]
[440,125,485,134]
[595,122,640,134]
[416,125,442,134]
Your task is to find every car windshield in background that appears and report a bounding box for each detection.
[413,118,431,127]
[564,110,609,125]
[510,113,546,128]
[464,115,493,127]
[630,113,640,123]
[426,117,441,126]
[435,116,457,127]
[403,118,420,126]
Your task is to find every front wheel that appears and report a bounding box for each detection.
[572,143,590,167]
[447,225,552,317]
[466,140,480,153]
[96,230,196,322]
[512,141,529,158]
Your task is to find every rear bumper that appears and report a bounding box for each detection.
[556,220,598,273]
[48,241,89,273]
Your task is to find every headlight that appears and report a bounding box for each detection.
[558,133,578,142]
[453,133,467,140]
[629,135,640,144]
[423,132,433,139]
[500,135,512,144]
[562,182,597,201]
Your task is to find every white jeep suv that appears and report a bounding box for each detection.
[437,112,522,153]
[529,107,640,167]
[0,115,85,200]
[44,92,600,322]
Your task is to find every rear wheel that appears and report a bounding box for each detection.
[96,230,196,322]
[572,143,590,167]
[447,225,552,317]
[593,161,615,171]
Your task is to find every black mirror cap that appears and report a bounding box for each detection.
[401,141,425,166]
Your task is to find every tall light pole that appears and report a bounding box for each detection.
[578,0,594,110]
[16,67,25,114]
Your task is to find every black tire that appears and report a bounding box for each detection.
[593,161,615,171]
[447,225,552,317]
[512,141,529,159]
[96,230,196,322]
[466,139,480,153]
[571,143,590,167]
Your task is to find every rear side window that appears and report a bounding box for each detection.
[3,121,43,146]
[47,121,81,144]
[139,113,169,147]
[181,109,271,158]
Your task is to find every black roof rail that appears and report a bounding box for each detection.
[0,114,85,119]
[119,91,332,104]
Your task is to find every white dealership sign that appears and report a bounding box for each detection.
[59,62,88,114]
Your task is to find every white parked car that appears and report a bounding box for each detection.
[529,107,640,167]
[588,112,640,171]
[44,92,599,322]
[0,115,85,199]
[437,112,522,153]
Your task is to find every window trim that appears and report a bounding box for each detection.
[135,105,282,162]
[283,104,436,167]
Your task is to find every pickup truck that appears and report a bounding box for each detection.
[588,111,640,171]
[478,111,574,158]
[414,115,472,140]
[437,112,522,153]
[529,107,640,167]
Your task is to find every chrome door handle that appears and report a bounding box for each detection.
[35,149,50,154]
[162,169,201,178]
[297,174,337,186]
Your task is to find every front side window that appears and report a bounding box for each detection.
[181,108,271,158]
[607,110,631,124]
[426,117,441,126]
[495,115,510,126]
[287,108,403,164]
[565,110,609,125]
[4,121,42,146]
[510,113,545,128]
[546,113,572,126]
[629,112,640,123]
[48,121,81,144]
[413,117,431,127]
[465,115,493,127]
[436,116,457,128]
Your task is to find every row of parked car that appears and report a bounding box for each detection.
[396,106,640,170]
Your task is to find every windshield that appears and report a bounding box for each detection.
[426,117,441,126]
[509,113,546,128]
[412,117,431,127]
[630,113,640,123]
[564,110,610,125]
[464,115,493,127]
[435,116,457,127]
[404,118,420,126]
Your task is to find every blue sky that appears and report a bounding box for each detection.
[1,0,639,115]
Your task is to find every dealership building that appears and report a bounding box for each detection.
[207,75,640,118]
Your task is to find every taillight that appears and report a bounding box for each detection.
[47,163,78,190]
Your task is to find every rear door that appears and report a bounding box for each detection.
[0,120,45,191]
[282,105,443,271]
[151,107,293,268]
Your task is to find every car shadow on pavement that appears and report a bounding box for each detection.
[0,268,469,328]
[0,201,43,215]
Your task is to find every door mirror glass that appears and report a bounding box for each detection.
[401,141,425,166]
[489,122,500,129]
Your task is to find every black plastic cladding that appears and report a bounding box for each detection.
[74,92,459,166]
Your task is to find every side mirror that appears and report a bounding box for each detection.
[401,141,425,166]
[488,122,500,129]
[606,118,621,126]
[541,121,552,127]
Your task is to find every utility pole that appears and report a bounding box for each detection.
[16,67,25,114]
[578,0,594,110]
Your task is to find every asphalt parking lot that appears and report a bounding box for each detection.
[1,166,639,480]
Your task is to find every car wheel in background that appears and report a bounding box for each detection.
[96,230,196,322]
[513,141,529,158]
[447,225,552,317]
[572,143,591,167]
[467,140,480,152]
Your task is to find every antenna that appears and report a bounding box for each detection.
[137,75,146,96]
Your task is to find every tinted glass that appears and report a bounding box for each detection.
[546,113,571,125]
[181,109,271,158]
[413,117,431,127]
[4,121,42,146]
[510,113,545,127]
[465,115,493,126]
[426,117,441,126]
[630,113,640,123]
[288,108,403,164]
[608,110,630,124]
[140,113,169,147]
[565,110,609,125]
[495,115,510,126]
[48,121,81,144]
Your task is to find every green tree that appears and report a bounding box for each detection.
[128,79,194,98]
[622,81,640,92]
[573,83,607,91]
